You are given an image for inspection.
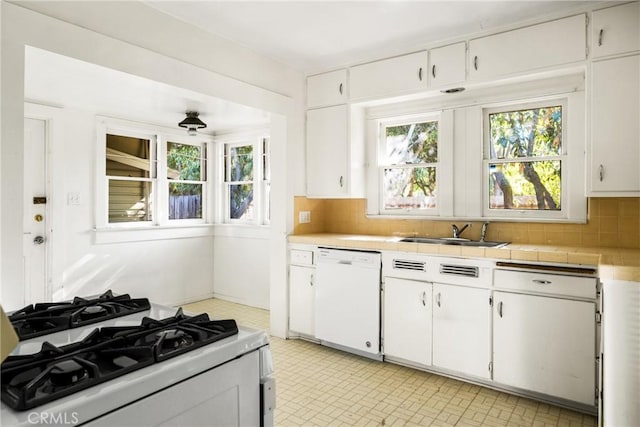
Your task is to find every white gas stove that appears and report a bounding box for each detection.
[1,292,275,427]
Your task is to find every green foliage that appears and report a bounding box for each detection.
[226,145,254,219]
[384,121,438,208]
[488,106,562,210]
[167,142,202,195]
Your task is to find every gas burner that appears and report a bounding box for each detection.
[1,309,240,410]
[8,291,151,340]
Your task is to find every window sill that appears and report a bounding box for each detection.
[94,224,216,244]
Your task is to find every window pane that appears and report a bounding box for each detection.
[106,134,152,178]
[167,142,201,181]
[383,167,437,210]
[489,161,561,210]
[108,180,153,223]
[489,106,562,160]
[230,184,254,220]
[385,121,438,164]
[169,183,202,220]
[227,145,253,182]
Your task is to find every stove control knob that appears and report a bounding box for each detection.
[33,235,45,245]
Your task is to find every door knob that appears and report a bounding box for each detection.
[33,236,45,245]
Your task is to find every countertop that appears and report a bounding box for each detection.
[288,233,640,282]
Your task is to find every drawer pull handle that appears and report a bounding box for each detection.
[532,279,552,285]
[498,301,503,318]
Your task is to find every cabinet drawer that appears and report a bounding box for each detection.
[494,269,596,299]
[290,250,314,266]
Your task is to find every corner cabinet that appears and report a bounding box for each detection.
[307,69,347,109]
[468,14,586,81]
[588,54,640,195]
[383,277,432,366]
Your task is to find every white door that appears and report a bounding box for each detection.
[383,277,432,366]
[432,283,490,379]
[493,291,596,405]
[23,118,49,305]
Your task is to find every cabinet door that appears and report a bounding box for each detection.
[307,69,347,109]
[469,14,586,81]
[289,265,315,336]
[306,105,348,197]
[432,283,490,379]
[350,51,428,100]
[592,2,640,59]
[429,42,466,89]
[383,277,432,366]
[493,291,596,405]
[590,55,640,194]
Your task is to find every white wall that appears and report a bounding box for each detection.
[1,2,304,337]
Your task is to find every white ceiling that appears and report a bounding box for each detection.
[145,1,596,73]
[25,47,271,133]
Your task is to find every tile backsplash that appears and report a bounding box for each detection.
[293,196,640,249]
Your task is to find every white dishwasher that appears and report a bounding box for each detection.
[314,248,382,359]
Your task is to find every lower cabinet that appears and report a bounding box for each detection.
[432,283,491,379]
[383,277,432,366]
[289,265,315,336]
[493,291,596,405]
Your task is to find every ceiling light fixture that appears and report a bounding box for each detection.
[178,111,207,136]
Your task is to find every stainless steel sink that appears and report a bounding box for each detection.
[399,237,509,248]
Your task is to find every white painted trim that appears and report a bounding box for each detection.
[93,224,215,244]
[212,224,270,240]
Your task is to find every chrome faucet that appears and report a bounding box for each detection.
[451,223,471,239]
[480,222,490,242]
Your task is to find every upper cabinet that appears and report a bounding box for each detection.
[588,54,640,195]
[592,2,640,59]
[469,14,586,81]
[307,69,348,109]
[429,42,466,89]
[349,51,428,101]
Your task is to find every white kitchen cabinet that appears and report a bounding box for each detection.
[349,51,428,101]
[432,283,490,379]
[306,105,348,197]
[429,42,466,89]
[588,54,640,195]
[592,2,640,59]
[307,69,347,109]
[468,14,586,81]
[289,264,315,336]
[383,277,432,366]
[493,291,596,405]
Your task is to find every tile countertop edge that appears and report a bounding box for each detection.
[287,233,640,282]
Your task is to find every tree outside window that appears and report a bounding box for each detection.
[381,120,438,211]
[167,141,205,220]
[488,105,562,211]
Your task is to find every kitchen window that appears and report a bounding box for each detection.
[97,118,214,230]
[373,113,449,216]
[220,133,270,225]
[483,100,570,219]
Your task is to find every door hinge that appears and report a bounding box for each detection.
[488,361,493,372]
[596,312,602,323]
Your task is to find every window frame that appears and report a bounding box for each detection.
[482,98,569,220]
[96,117,214,230]
[215,130,270,226]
